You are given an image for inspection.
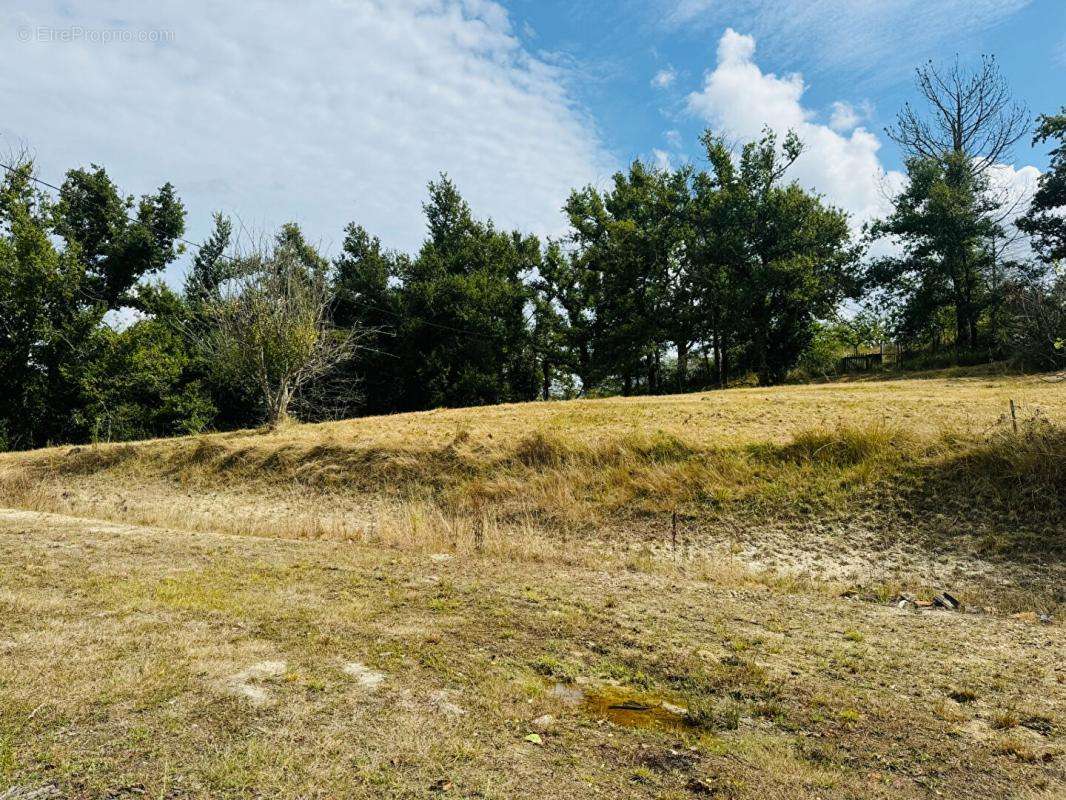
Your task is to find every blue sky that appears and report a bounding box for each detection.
[1,0,1063,284]
[508,0,1064,174]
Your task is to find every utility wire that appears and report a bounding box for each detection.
[0,160,516,342]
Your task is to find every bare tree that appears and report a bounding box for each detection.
[887,55,1029,175]
[200,230,359,426]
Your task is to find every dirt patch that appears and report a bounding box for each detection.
[342,661,386,691]
[225,660,287,706]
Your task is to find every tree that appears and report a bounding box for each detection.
[331,223,405,413]
[697,130,858,385]
[200,226,358,425]
[0,157,84,449]
[870,152,1003,351]
[887,56,1028,178]
[395,176,538,409]
[0,156,188,449]
[875,56,1029,354]
[79,282,216,442]
[564,162,698,394]
[53,165,186,308]
[184,213,234,304]
[535,240,597,394]
[1019,109,1066,264]
[1003,269,1066,373]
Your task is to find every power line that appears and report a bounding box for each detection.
[0,160,511,342]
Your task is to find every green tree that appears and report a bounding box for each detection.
[184,213,234,304]
[395,176,538,409]
[869,152,1002,351]
[534,240,597,395]
[877,56,1029,353]
[697,130,858,385]
[0,158,187,448]
[1019,109,1066,264]
[564,162,698,394]
[200,225,357,426]
[79,283,216,442]
[331,223,407,413]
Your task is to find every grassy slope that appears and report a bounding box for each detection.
[2,371,1063,596]
[0,369,1064,797]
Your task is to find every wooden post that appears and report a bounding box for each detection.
[1010,400,1018,434]
[671,511,678,551]
[474,514,484,552]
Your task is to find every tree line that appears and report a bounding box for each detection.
[2,57,1064,450]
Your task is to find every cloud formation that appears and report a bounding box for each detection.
[1,0,613,280]
[666,0,1031,81]
[652,67,677,89]
[684,29,1042,260]
[687,29,903,227]
[828,101,872,133]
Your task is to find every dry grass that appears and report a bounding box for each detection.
[0,509,1061,799]
[2,370,1064,610]
[0,369,1064,797]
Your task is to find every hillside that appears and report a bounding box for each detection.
[3,370,1064,605]
[1,370,1064,798]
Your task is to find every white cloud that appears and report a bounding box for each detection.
[664,129,684,149]
[1,0,613,283]
[652,67,677,89]
[687,29,904,228]
[828,101,872,133]
[651,148,672,170]
[666,1,1031,80]
[987,163,1042,257]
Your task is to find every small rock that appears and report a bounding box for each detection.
[531,714,556,730]
[933,593,959,611]
[429,554,453,563]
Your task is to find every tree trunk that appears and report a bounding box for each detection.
[677,342,689,393]
[714,330,724,388]
[269,382,292,427]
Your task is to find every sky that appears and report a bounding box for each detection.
[2,0,1063,286]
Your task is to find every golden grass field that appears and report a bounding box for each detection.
[0,369,1064,798]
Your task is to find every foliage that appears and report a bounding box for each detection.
[0,60,1062,450]
[868,152,1003,350]
[554,129,858,392]
[0,157,187,449]
[200,226,357,425]
[1019,109,1066,264]
[871,57,1032,356]
[1002,268,1066,372]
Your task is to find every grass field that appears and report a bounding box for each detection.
[1,369,1064,798]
